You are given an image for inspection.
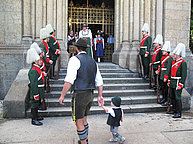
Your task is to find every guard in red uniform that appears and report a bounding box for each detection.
[156,41,173,105]
[150,34,163,89]
[167,43,187,118]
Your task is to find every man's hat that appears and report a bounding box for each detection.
[162,41,171,52]
[30,42,42,54]
[26,48,40,64]
[172,43,186,57]
[75,38,89,48]
[112,96,121,107]
[40,28,49,40]
[82,23,88,27]
[142,23,149,33]
[97,32,102,35]
[46,24,55,34]
[153,34,163,46]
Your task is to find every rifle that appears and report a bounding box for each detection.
[55,55,61,80]
[46,66,51,93]
[138,53,143,77]
[166,87,171,112]
[157,74,161,103]
[149,64,154,88]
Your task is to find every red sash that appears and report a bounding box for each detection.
[50,35,60,50]
[33,64,45,84]
[152,46,162,62]
[140,35,150,46]
[171,58,184,77]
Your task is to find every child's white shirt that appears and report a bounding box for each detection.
[106,107,124,118]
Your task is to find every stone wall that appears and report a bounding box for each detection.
[0,48,26,100]
[163,0,191,48]
[0,0,22,44]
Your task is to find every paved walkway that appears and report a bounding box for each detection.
[1,112,193,144]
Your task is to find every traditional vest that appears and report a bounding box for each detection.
[107,108,122,127]
[74,53,97,91]
[96,38,103,44]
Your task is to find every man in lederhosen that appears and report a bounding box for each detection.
[79,23,93,58]
[59,38,104,144]
[138,23,152,80]
[167,43,187,118]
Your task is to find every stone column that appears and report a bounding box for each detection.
[127,0,140,72]
[60,0,69,68]
[114,0,120,51]
[112,0,123,64]
[139,0,144,41]
[156,0,163,35]
[22,0,32,44]
[144,0,151,32]
[151,0,156,39]
[35,0,43,41]
[42,0,47,27]
[118,0,130,68]
[31,0,36,40]
[47,0,54,26]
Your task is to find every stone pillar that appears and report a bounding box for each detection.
[22,0,32,44]
[114,0,120,51]
[139,0,144,41]
[112,0,123,64]
[118,0,130,68]
[42,0,47,27]
[156,0,163,35]
[144,0,151,32]
[127,0,140,72]
[151,0,156,39]
[47,0,54,26]
[31,0,36,40]
[60,0,69,68]
[35,0,43,40]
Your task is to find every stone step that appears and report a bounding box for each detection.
[60,69,130,73]
[58,72,139,79]
[50,77,146,84]
[45,89,155,98]
[26,104,166,117]
[50,83,149,91]
[42,95,157,107]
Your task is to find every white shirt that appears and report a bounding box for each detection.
[106,107,124,118]
[79,29,92,39]
[64,51,103,87]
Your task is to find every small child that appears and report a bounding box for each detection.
[101,96,125,144]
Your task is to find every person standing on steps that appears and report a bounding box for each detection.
[167,43,187,118]
[27,48,44,126]
[137,23,152,80]
[59,38,104,144]
[79,23,93,58]
[156,41,173,106]
[95,32,104,62]
[149,34,163,90]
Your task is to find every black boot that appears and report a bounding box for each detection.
[31,108,43,126]
[167,110,174,114]
[173,113,181,118]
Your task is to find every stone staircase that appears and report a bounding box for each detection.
[26,62,165,117]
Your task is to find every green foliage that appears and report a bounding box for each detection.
[190,4,193,52]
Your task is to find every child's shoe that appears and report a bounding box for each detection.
[109,138,118,142]
[119,137,125,144]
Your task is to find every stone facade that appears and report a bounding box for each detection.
[0,0,22,44]
[0,0,192,99]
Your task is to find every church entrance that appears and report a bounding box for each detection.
[68,0,114,62]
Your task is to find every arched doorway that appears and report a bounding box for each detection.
[68,0,114,62]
